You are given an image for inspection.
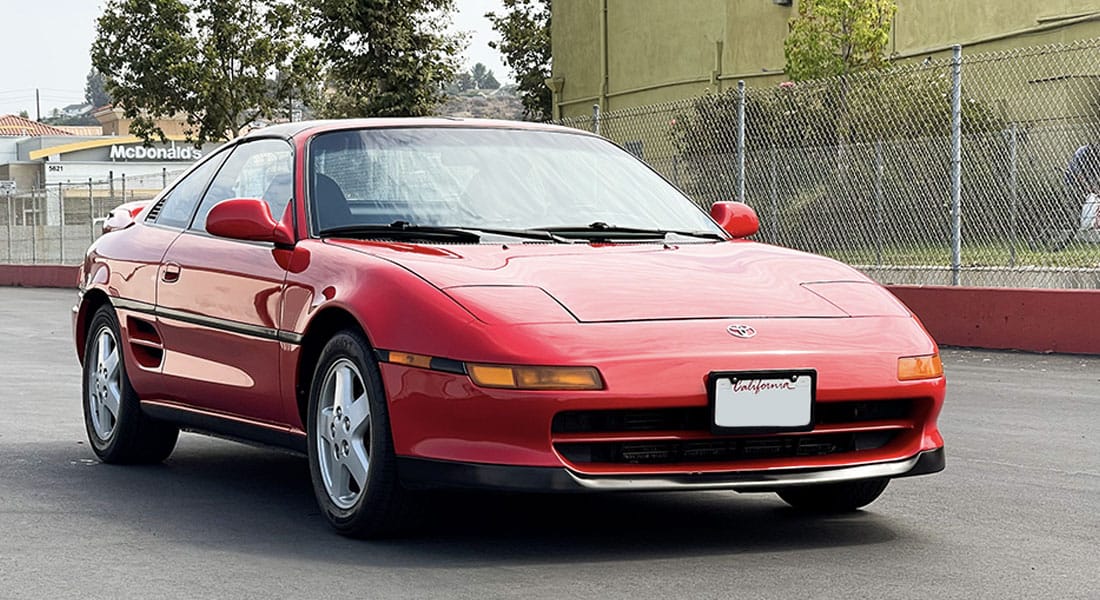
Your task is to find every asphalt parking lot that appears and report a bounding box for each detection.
[0,286,1097,599]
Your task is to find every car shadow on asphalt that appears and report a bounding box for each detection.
[27,434,914,567]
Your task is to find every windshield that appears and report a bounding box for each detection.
[306,127,723,239]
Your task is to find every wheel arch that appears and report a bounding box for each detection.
[75,288,112,365]
[295,305,374,429]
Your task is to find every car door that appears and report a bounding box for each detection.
[111,148,231,398]
[154,138,296,426]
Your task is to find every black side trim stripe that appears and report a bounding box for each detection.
[112,297,156,314]
[158,306,281,341]
[110,296,303,345]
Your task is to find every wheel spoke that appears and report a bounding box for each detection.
[334,459,353,498]
[344,394,370,437]
[319,407,335,443]
[96,332,110,370]
[102,381,121,418]
[97,397,113,434]
[333,366,354,410]
[344,447,368,491]
[103,346,120,379]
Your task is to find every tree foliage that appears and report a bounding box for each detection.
[471,63,501,90]
[449,63,502,94]
[91,0,316,144]
[487,0,551,120]
[85,69,112,109]
[784,0,897,81]
[309,0,464,118]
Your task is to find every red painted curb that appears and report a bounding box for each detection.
[888,285,1100,355]
[0,265,80,288]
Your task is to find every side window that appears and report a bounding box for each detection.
[153,149,229,228]
[192,139,294,232]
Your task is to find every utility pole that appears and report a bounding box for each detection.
[35,89,41,121]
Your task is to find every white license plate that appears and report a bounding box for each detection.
[711,371,815,432]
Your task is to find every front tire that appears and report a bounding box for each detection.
[776,478,889,512]
[82,305,178,464]
[307,330,408,538]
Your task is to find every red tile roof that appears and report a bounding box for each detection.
[53,125,104,136]
[0,115,74,137]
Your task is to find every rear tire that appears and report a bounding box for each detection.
[776,478,889,512]
[307,329,409,538]
[82,305,178,464]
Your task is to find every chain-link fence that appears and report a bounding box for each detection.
[0,169,186,264]
[561,38,1100,289]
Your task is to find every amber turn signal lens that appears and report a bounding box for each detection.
[467,364,604,390]
[388,352,434,369]
[897,353,944,381]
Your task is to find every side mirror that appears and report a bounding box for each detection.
[206,198,294,246]
[710,201,759,238]
[101,200,152,234]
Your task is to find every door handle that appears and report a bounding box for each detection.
[162,262,181,283]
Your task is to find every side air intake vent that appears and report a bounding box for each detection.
[144,197,168,222]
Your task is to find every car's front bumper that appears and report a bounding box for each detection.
[397,447,945,493]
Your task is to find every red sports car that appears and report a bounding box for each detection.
[74,118,945,537]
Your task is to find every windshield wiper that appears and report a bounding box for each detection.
[459,226,575,244]
[317,222,575,244]
[541,222,726,241]
[318,222,482,243]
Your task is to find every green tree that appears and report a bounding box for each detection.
[309,0,464,117]
[447,71,475,94]
[85,69,112,108]
[784,0,896,81]
[487,0,550,120]
[471,63,501,90]
[91,0,316,144]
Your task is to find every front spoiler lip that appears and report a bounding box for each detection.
[397,447,945,493]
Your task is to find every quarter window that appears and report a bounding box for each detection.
[153,149,229,229]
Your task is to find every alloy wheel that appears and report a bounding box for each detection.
[87,326,122,441]
[315,358,372,509]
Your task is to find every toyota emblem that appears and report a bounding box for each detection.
[726,324,757,339]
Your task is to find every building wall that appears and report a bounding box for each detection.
[93,107,192,138]
[0,163,42,191]
[552,0,1100,117]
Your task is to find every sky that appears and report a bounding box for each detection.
[0,0,511,118]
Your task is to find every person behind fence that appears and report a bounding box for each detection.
[1064,143,1100,231]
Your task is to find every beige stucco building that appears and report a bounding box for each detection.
[550,0,1100,118]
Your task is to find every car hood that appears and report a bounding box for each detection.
[326,240,905,323]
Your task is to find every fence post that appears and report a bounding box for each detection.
[31,188,37,264]
[769,143,779,244]
[592,104,601,136]
[88,179,95,244]
[874,140,885,266]
[5,194,11,262]
[1008,123,1018,267]
[736,80,746,204]
[58,182,65,263]
[950,44,963,286]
